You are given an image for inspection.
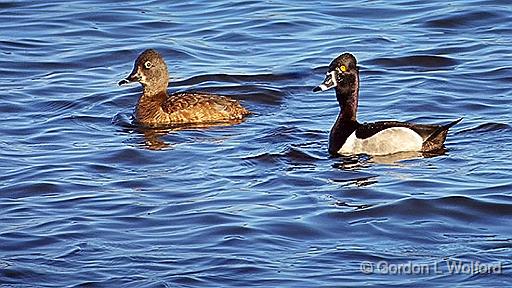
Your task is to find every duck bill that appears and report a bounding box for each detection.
[118,68,141,86]
[313,71,337,93]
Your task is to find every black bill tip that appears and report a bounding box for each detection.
[312,86,322,93]
[118,78,130,86]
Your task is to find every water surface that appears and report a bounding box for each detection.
[1,0,512,287]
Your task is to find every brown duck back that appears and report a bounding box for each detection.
[136,92,250,126]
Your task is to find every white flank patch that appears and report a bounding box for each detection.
[338,127,423,156]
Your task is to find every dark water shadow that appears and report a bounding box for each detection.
[366,55,459,72]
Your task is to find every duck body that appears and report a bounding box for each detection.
[329,118,462,156]
[136,91,249,126]
[119,49,250,126]
[314,53,461,156]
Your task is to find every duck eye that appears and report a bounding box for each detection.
[144,61,152,69]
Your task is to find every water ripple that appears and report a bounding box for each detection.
[0,0,511,287]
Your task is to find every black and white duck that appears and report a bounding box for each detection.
[313,53,461,156]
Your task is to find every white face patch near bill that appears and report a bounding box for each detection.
[318,71,337,91]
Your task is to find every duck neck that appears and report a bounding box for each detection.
[136,85,168,122]
[335,76,359,122]
[139,88,167,103]
[139,81,169,104]
[142,82,168,99]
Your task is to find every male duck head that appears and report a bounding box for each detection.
[313,53,359,93]
[313,53,360,121]
[118,49,169,96]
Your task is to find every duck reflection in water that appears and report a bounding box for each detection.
[135,119,245,150]
[333,148,446,167]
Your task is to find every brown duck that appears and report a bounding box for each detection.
[313,53,462,156]
[119,49,250,126]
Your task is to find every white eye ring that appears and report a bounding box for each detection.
[144,61,152,69]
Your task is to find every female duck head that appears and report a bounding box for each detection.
[313,53,360,120]
[119,49,169,95]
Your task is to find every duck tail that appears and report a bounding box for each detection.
[443,117,464,130]
[422,118,463,151]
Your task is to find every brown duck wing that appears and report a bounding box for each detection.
[163,92,250,123]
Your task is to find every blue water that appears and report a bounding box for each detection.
[1,1,512,287]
